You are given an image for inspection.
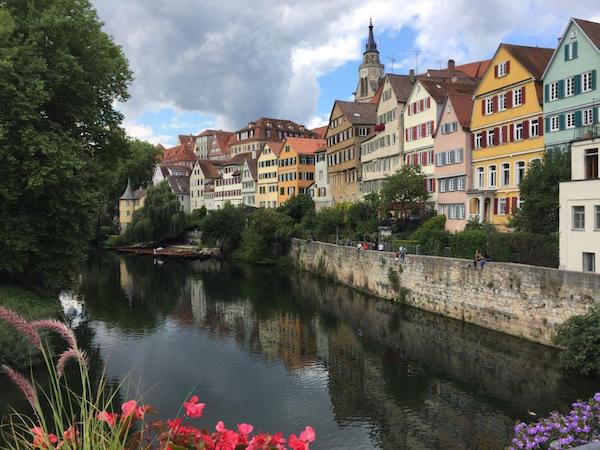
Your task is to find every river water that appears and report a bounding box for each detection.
[0,253,597,449]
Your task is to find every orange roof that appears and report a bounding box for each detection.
[161,142,196,164]
[454,59,491,78]
[310,125,328,139]
[284,137,327,155]
[263,141,284,157]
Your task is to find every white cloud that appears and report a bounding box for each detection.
[123,122,173,146]
[93,0,600,132]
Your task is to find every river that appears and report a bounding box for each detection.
[0,253,597,449]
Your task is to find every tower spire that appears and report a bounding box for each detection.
[365,19,378,54]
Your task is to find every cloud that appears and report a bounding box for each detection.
[123,122,172,146]
[93,0,600,132]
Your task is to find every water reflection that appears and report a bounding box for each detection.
[1,254,597,450]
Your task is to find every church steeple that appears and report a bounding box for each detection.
[365,18,378,54]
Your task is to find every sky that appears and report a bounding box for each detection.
[91,0,600,147]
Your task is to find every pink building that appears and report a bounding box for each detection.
[433,92,475,232]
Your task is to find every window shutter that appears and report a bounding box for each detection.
[544,84,549,102]
[564,44,569,61]
[493,127,499,145]
[413,153,418,165]
[493,198,498,214]
[559,114,565,130]
[507,90,513,108]
[558,80,564,99]
[432,179,436,192]
[492,95,498,113]
[545,117,550,133]
[494,65,498,78]
[574,75,581,95]
[482,130,487,148]
[505,197,511,214]
[512,197,518,210]
[521,86,526,104]
[429,120,434,135]
[523,120,529,139]
[405,129,409,141]
[592,70,597,90]
[405,154,410,165]
[573,41,578,59]
[471,134,475,149]
[539,117,544,136]
[426,97,431,108]
[593,108,599,124]
[575,110,582,127]
[503,125,508,142]
[509,124,514,142]
[422,123,426,136]
[481,99,486,115]
[506,60,510,74]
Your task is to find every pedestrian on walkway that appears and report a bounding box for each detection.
[474,250,482,269]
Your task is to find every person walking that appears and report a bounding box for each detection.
[399,246,406,262]
[474,250,482,269]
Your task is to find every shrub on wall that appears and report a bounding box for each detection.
[554,305,600,376]
[488,231,558,268]
[449,229,487,260]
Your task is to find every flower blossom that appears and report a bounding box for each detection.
[183,395,206,418]
[31,427,58,449]
[97,411,118,427]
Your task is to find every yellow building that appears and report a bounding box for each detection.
[277,137,326,204]
[118,180,146,232]
[469,44,553,227]
[256,141,283,208]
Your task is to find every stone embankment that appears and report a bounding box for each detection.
[290,239,600,346]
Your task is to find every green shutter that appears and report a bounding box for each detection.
[592,70,597,90]
[544,84,549,103]
[594,108,599,124]
[573,41,578,59]
[564,45,569,61]
[545,117,550,132]
[575,110,582,127]
[559,114,565,130]
[574,74,581,95]
[558,80,565,98]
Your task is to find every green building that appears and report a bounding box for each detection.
[542,18,600,153]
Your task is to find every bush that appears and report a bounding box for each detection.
[241,209,294,264]
[188,206,207,229]
[410,214,446,239]
[409,215,449,256]
[449,228,487,260]
[199,203,246,253]
[554,305,600,376]
[311,208,344,242]
[278,194,315,223]
[488,231,558,267]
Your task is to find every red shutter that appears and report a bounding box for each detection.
[523,120,529,139]
[413,154,418,165]
[426,97,431,109]
[509,124,514,142]
[405,129,409,141]
[421,123,426,136]
[506,90,513,108]
[432,179,436,192]
[511,197,518,210]
[471,133,475,149]
[506,60,511,75]
[521,86,526,104]
[505,197,511,214]
[405,154,410,165]
[420,99,424,111]
[430,121,435,135]
[492,96,498,113]
[502,126,508,143]
[408,104,412,116]
[538,117,544,136]
[481,99,486,115]
[493,198,498,214]
[494,127,499,145]
[481,130,487,148]
[429,150,434,163]
[494,65,498,78]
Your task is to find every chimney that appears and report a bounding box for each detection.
[447,59,455,77]
[409,69,415,83]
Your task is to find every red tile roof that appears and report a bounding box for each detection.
[574,18,600,51]
[387,74,416,103]
[447,93,475,130]
[197,160,220,179]
[310,125,328,139]
[284,137,327,155]
[335,101,377,124]
[418,79,478,104]
[501,44,554,80]
[454,60,491,78]
[263,141,284,157]
[161,142,196,164]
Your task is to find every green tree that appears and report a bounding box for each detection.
[121,182,187,244]
[278,194,315,223]
[114,139,161,199]
[380,166,429,218]
[188,206,207,229]
[241,209,294,264]
[198,203,246,253]
[0,0,132,291]
[554,305,600,376]
[510,151,571,234]
[312,207,344,242]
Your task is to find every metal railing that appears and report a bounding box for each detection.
[574,123,600,142]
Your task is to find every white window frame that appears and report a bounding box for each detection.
[498,198,507,215]
[583,109,593,126]
[550,116,560,131]
[501,163,510,186]
[475,132,482,149]
[514,123,523,141]
[457,176,465,191]
[566,77,575,97]
[573,206,585,230]
[513,87,523,106]
[530,120,539,137]
[582,72,592,93]
[498,93,506,111]
[476,167,484,189]
[488,165,497,188]
[487,130,495,147]
[485,97,494,115]
[549,82,559,101]
[498,62,507,77]
[515,161,526,185]
[566,112,576,129]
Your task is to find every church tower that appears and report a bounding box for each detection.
[354,19,384,103]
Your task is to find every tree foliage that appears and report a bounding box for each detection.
[510,151,571,234]
[278,194,315,224]
[0,0,132,291]
[198,203,246,253]
[241,209,294,264]
[380,166,429,217]
[120,182,187,244]
[554,305,600,376]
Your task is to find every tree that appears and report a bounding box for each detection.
[380,166,429,218]
[0,0,132,291]
[554,305,600,376]
[510,151,571,234]
[241,209,294,264]
[121,182,187,244]
[278,194,315,223]
[198,204,246,253]
[114,139,161,201]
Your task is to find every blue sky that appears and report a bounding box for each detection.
[92,0,600,147]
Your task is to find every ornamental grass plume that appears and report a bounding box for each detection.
[56,347,88,378]
[1,364,38,409]
[0,306,42,350]
[31,319,77,349]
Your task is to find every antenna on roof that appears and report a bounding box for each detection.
[400,49,424,75]
[386,53,397,73]
[436,59,443,69]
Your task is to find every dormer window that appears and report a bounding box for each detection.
[571,30,577,39]
[565,41,578,60]
[498,62,507,77]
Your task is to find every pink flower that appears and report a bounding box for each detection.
[121,400,137,418]
[288,426,315,450]
[183,395,206,418]
[237,423,253,435]
[215,420,226,433]
[97,411,117,427]
[31,427,58,449]
[62,425,78,442]
[299,426,315,443]
[135,404,150,420]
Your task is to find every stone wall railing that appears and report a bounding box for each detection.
[290,238,600,346]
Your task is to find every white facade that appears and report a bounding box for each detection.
[241,159,257,207]
[360,78,403,196]
[214,164,243,209]
[309,149,332,210]
[559,138,600,272]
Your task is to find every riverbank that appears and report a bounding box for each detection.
[115,244,220,260]
[289,238,600,347]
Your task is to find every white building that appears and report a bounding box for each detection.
[190,160,221,211]
[241,157,258,207]
[152,164,191,213]
[559,134,600,272]
[214,153,250,209]
[308,147,332,210]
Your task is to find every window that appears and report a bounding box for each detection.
[485,97,494,115]
[585,148,599,179]
[498,198,507,215]
[582,72,593,92]
[488,165,497,187]
[499,93,506,111]
[514,123,523,141]
[475,133,482,149]
[583,109,593,126]
[566,77,575,96]
[530,120,539,137]
[358,127,368,136]
[566,112,575,129]
[515,161,526,185]
[573,206,585,230]
[498,62,507,77]
[596,205,600,230]
[477,167,484,189]
[457,176,465,191]
[501,163,510,186]
[566,42,578,60]
[487,130,495,147]
[583,253,595,273]
[513,87,523,106]
[549,82,559,101]
[550,116,560,131]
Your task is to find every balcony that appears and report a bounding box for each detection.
[573,124,600,142]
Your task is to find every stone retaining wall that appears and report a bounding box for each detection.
[290,239,600,346]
